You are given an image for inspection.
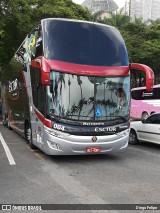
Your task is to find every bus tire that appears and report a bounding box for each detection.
[3,120,8,127]
[141,112,149,120]
[25,123,35,149]
[7,120,12,130]
[129,129,138,145]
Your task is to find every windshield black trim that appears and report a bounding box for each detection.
[47,114,130,126]
[50,119,130,136]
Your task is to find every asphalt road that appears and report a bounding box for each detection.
[0,124,160,213]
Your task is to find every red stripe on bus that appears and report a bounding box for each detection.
[34,110,52,128]
[31,60,41,68]
[31,57,129,76]
[48,60,130,76]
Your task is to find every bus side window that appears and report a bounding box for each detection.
[30,67,45,114]
[35,37,43,58]
[37,83,45,114]
[37,69,44,113]
[32,25,43,59]
[131,89,144,100]
[28,24,42,60]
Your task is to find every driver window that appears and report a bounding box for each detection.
[27,24,43,60]
[146,114,160,124]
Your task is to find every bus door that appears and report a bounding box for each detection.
[27,24,46,147]
[29,94,37,145]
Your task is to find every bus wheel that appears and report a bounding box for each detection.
[129,129,138,145]
[3,113,8,127]
[141,112,149,120]
[7,120,12,130]
[26,124,35,149]
[3,120,8,127]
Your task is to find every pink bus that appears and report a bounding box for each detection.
[130,84,160,120]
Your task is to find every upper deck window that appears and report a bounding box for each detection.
[131,87,160,100]
[43,20,128,66]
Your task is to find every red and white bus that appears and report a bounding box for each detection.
[2,18,154,155]
[131,84,160,120]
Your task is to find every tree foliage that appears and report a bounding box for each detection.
[123,19,160,85]
[0,0,90,71]
[95,11,160,86]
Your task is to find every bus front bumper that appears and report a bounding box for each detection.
[41,127,129,155]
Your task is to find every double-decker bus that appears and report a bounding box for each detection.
[131,84,160,120]
[2,18,154,155]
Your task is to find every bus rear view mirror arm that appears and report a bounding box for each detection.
[130,63,154,91]
[35,56,51,86]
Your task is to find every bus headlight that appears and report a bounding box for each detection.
[44,126,69,139]
[44,126,55,135]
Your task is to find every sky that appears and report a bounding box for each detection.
[72,0,126,9]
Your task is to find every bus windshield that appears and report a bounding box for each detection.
[43,19,128,66]
[47,71,130,121]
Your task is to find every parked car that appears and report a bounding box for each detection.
[129,113,160,145]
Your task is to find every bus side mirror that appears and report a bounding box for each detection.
[41,57,50,86]
[130,63,154,91]
[34,57,50,86]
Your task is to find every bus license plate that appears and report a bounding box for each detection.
[86,147,101,153]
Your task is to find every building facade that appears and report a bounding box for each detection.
[130,0,160,21]
[82,0,118,14]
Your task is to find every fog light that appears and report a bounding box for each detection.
[47,141,61,151]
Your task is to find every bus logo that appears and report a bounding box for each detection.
[9,79,18,92]
[142,92,153,97]
[92,136,97,142]
[8,78,20,100]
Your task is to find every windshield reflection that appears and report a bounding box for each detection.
[47,71,130,121]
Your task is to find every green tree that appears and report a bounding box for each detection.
[122,18,160,86]
[0,0,90,76]
[91,8,130,29]
[0,0,36,70]
[106,9,130,29]
[91,9,160,86]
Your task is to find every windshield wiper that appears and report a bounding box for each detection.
[47,112,55,117]
[47,113,128,122]
[113,116,128,122]
[94,115,128,121]
[47,113,94,120]
[63,115,93,119]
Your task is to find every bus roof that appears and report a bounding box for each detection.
[41,18,116,29]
